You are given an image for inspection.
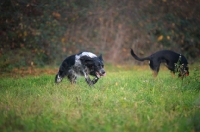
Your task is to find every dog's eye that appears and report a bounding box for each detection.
[98,64,103,68]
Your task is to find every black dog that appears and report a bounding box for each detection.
[130,49,189,78]
[55,51,106,86]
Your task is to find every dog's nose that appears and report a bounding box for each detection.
[101,70,105,74]
[100,70,106,76]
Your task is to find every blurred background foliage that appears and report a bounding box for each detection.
[0,0,200,71]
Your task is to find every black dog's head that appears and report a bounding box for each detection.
[178,64,189,78]
[177,55,189,78]
[80,54,106,78]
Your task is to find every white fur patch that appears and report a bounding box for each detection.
[57,75,62,82]
[77,52,97,58]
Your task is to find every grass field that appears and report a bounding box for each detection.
[0,65,200,132]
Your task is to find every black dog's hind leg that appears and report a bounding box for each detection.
[170,71,175,78]
[149,60,160,77]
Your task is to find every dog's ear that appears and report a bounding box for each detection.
[98,54,103,61]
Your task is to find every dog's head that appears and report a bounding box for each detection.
[176,55,189,78]
[80,54,106,78]
[178,64,189,78]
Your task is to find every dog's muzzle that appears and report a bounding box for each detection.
[96,69,106,78]
[185,72,189,76]
[183,69,189,76]
[179,70,189,78]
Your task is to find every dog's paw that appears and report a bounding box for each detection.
[92,77,99,84]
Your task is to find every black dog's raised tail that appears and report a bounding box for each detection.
[130,49,150,61]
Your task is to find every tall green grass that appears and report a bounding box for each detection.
[0,66,200,132]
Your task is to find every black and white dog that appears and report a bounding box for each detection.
[55,51,106,86]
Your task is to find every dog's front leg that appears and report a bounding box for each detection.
[92,77,99,84]
[82,71,94,86]
[85,76,94,86]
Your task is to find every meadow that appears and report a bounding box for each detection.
[0,65,200,132]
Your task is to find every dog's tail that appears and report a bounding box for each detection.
[130,49,150,61]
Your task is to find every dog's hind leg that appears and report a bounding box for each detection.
[67,74,77,84]
[152,70,158,77]
[55,74,63,83]
[55,68,66,83]
[149,61,160,77]
[55,65,69,83]
[67,70,77,84]
[170,71,175,78]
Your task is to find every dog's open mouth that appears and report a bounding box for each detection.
[185,72,189,76]
[179,71,189,77]
[96,72,106,78]
[183,70,189,76]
